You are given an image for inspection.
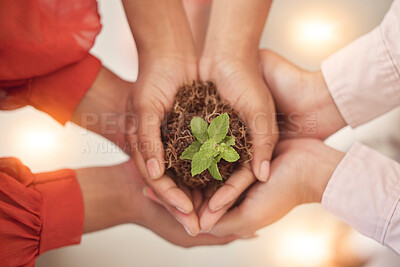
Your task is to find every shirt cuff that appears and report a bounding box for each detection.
[321,26,400,128]
[322,143,400,251]
[28,54,102,125]
[34,169,84,254]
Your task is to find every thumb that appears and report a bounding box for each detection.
[125,108,165,180]
[248,110,278,182]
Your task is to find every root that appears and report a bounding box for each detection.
[161,81,252,190]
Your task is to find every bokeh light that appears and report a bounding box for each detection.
[18,127,58,153]
[276,228,332,266]
[297,19,336,45]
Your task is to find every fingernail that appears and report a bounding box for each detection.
[183,225,196,237]
[176,206,190,214]
[199,229,210,234]
[210,197,233,212]
[146,158,161,179]
[210,202,227,212]
[259,160,270,182]
[241,233,259,240]
[142,187,148,197]
[203,226,213,233]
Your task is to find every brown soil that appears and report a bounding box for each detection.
[161,81,252,191]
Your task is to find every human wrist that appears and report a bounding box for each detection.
[302,145,344,204]
[71,67,131,128]
[202,40,259,63]
[199,50,258,81]
[138,46,197,67]
[201,45,258,68]
[76,164,136,233]
[138,51,198,80]
[312,71,347,136]
[117,160,145,225]
[71,67,131,147]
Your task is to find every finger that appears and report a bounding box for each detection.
[163,204,200,237]
[126,107,165,181]
[200,199,230,233]
[273,139,296,157]
[142,186,163,205]
[192,189,204,213]
[240,233,259,239]
[143,186,200,236]
[248,108,278,182]
[208,206,250,237]
[198,196,210,217]
[209,163,254,211]
[147,175,194,214]
[181,184,194,203]
[146,199,237,246]
[200,164,255,232]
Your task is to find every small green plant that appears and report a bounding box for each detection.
[180,113,240,180]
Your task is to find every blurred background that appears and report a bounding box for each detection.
[1,0,400,266]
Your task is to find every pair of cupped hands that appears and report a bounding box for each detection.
[125,45,347,239]
[76,48,347,247]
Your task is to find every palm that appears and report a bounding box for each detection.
[124,161,236,247]
[210,139,331,237]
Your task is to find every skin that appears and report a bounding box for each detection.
[198,0,278,231]
[122,0,202,235]
[71,67,236,246]
[75,160,236,247]
[119,0,280,235]
[72,66,203,236]
[200,0,277,183]
[259,49,347,139]
[182,0,211,56]
[209,138,345,237]
[197,50,349,234]
[75,2,346,239]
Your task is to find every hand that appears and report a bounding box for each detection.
[72,64,202,236]
[122,0,205,235]
[125,55,203,235]
[123,160,237,247]
[207,138,344,237]
[198,53,279,232]
[77,160,237,247]
[259,49,347,139]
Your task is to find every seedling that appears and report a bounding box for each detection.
[180,113,240,180]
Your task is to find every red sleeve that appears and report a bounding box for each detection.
[0,0,101,80]
[0,54,102,124]
[0,158,84,267]
[0,0,102,124]
[29,54,102,124]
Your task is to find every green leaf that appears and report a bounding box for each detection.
[207,113,229,143]
[199,139,217,153]
[221,147,240,162]
[190,117,208,143]
[191,151,213,176]
[180,141,201,160]
[208,161,223,180]
[191,139,217,176]
[222,136,235,146]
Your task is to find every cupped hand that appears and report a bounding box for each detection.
[259,49,346,139]
[197,53,279,232]
[206,138,344,237]
[200,55,279,182]
[125,54,204,235]
[119,160,237,247]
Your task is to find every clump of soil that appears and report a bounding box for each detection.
[161,81,252,190]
